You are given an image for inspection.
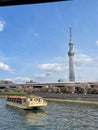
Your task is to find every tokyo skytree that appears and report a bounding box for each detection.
[68,27,75,82]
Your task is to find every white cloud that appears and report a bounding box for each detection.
[75,53,93,63]
[4,78,13,82]
[0,62,13,73]
[96,40,98,45]
[38,63,64,72]
[14,77,31,83]
[35,74,48,79]
[37,51,96,81]
[4,77,32,83]
[0,19,5,32]
[54,52,93,64]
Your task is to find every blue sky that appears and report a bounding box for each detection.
[0,0,98,83]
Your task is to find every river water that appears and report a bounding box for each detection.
[0,98,98,130]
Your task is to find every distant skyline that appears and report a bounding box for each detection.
[0,0,98,83]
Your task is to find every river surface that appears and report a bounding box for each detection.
[0,98,98,130]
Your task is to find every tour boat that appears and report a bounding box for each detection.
[6,95,47,110]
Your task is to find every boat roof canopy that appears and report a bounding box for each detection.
[7,95,42,99]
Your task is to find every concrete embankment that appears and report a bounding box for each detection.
[32,92,98,105]
[44,98,98,105]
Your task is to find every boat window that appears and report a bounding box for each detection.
[23,99,26,102]
[7,98,10,101]
[34,98,41,102]
[30,99,32,101]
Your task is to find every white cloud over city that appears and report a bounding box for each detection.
[38,63,65,72]
[55,53,94,64]
[74,53,93,63]
[35,73,48,79]
[36,50,98,82]
[6,51,97,83]
[13,77,31,83]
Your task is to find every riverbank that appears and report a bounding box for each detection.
[0,91,98,105]
[32,92,98,105]
[0,92,27,97]
[0,92,27,96]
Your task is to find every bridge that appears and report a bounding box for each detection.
[0,81,95,89]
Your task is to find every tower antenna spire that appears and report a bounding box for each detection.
[70,27,72,42]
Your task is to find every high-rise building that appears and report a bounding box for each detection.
[68,27,75,81]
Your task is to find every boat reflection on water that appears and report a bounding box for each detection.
[24,109,47,126]
[6,105,47,126]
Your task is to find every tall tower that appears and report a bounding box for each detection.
[68,27,75,82]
